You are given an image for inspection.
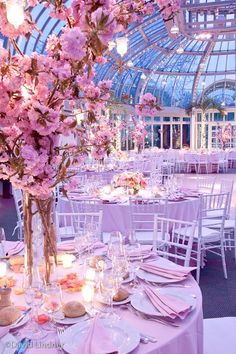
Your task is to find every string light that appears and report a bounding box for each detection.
[116,36,128,57]
[6,0,24,29]
[170,23,179,35]
[176,46,184,54]
[127,60,134,67]
[141,73,146,80]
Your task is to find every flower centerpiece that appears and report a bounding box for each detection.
[217,123,232,150]
[0,0,179,284]
[113,171,147,195]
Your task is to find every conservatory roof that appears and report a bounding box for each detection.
[1,0,236,108]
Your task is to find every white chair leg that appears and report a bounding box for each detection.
[220,240,228,279]
[196,242,201,283]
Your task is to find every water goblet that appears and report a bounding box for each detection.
[22,284,46,340]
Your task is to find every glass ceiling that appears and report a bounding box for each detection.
[0,0,235,108]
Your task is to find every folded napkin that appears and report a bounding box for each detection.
[57,242,75,252]
[75,316,118,354]
[140,262,195,281]
[2,241,24,257]
[127,245,152,258]
[0,327,9,338]
[144,285,191,320]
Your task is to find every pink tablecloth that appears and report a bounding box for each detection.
[57,198,199,235]
[8,260,203,354]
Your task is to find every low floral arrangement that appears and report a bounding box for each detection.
[113,171,147,194]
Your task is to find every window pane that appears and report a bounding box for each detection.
[182,124,190,148]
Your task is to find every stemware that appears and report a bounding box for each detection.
[107,231,124,259]
[43,283,62,314]
[126,232,143,289]
[99,268,120,319]
[22,281,46,340]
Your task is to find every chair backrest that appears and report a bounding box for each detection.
[70,198,103,213]
[55,211,103,242]
[198,154,209,163]
[129,198,167,233]
[12,188,24,222]
[153,215,196,267]
[198,192,229,236]
[184,153,197,163]
[197,176,216,194]
[219,180,234,217]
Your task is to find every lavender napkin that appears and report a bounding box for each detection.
[75,316,118,354]
[140,262,195,281]
[144,285,191,320]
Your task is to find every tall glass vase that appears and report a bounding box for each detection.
[23,192,57,286]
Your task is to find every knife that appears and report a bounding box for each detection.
[13,338,31,354]
[10,308,31,328]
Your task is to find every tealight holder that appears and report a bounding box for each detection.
[62,254,74,269]
[0,286,12,309]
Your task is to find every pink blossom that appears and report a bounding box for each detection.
[60,27,86,61]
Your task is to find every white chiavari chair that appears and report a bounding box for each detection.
[55,211,103,242]
[197,154,210,174]
[184,153,198,173]
[129,198,167,245]
[12,188,24,241]
[70,198,103,213]
[153,216,196,267]
[197,176,216,194]
[194,192,229,282]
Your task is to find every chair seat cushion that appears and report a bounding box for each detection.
[203,219,235,229]
[135,231,163,244]
[178,226,220,242]
[206,210,224,218]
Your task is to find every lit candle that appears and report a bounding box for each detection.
[82,284,94,303]
[0,262,7,278]
[62,254,74,268]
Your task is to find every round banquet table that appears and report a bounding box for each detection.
[8,256,203,354]
[57,197,200,235]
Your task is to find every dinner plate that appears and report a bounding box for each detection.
[130,288,196,317]
[53,313,90,325]
[58,318,140,354]
[122,273,135,284]
[137,258,188,284]
[97,294,131,306]
[8,313,30,330]
[1,333,18,354]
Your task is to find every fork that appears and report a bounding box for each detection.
[120,304,179,327]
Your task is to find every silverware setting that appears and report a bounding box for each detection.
[143,280,192,289]
[120,304,180,327]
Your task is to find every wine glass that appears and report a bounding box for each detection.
[22,283,46,340]
[107,232,124,259]
[99,269,120,320]
[126,232,143,289]
[43,283,62,314]
[112,253,129,283]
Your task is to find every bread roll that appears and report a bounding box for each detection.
[63,301,86,318]
[89,256,104,269]
[113,288,129,302]
[9,255,24,266]
[0,306,21,326]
